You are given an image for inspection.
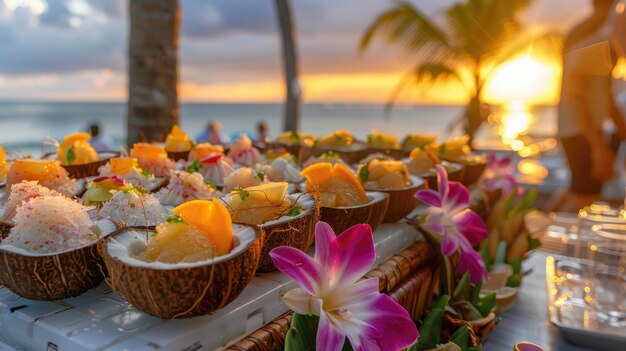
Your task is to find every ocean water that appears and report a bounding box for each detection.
[0,101,556,156]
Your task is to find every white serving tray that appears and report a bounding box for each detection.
[0,219,422,351]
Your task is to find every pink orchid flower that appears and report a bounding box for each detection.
[270,222,418,351]
[481,152,517,196]
[415,164,488,284]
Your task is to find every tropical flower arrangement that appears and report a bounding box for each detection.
[270,221,419,351]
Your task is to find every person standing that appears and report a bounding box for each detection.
[88,122,114,151]
[550,0,625,211]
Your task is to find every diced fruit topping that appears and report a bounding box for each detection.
[358,159,410,190]
[401,134,437,149]
[165,125,194,152]
[188,143,224,161]
[132,143,168,161]
[172,199,233,255]
[57,132,98,165]
[316,130,355,148]
[143,221,217,263]
[367,130,399,149]
[228,182,291,225]
[109,157,139,175]
[301,163,367,207]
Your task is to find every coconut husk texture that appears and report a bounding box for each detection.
[43,151,121,179]
[365,147,409,160]
[227,241,437,350]
[0,225,108,300]
[256,202,321,273]
[167,150,190,162]
[102,225,263,319]
[298,145,368,166]
[381,181,425,223]
[320,192,390,234]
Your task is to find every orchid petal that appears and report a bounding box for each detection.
[415,189,442,207]
[453,210,488,245]
[329,277,381,309]
[317,308,346,351]
[435,164,448,197]
[313,221,336,272]
[422,208,447,236]
[457,245,488,284]
[282,288,321,316]
[445,182,470,212]
[338,294,419,351]
[270,247,321,295]
[331,224,376,285]
[440,234,457,256]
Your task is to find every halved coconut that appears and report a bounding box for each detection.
[222,193,319,273]
[372,175,425,223]
[265,141,301,157]
[443,153,487,186]
[102,224,262,319]
[299,143,368,166]
[365,147,409,160]
[0,219,117,300]
[418,161,464,190]
[43,151,121,179]
[167,150,190,162]
[320,191,390,234]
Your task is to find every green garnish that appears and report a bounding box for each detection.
[205,180,217,190]
[438,144,446,155]
[254,170,265,182]
[166,215,186,224]
[66,146,76,165]
[287,206,303,217]
[187,160,203,173]
[190,140,197,148]
[322,151,340,160]
[358,163,369,182]
[289,131,300,141]
[140,168,154,177]
[235,187,250,201]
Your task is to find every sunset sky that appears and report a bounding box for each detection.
[0,0,591,104]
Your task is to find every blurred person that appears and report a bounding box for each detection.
[256,121,270,144]
[549,0,625,212]
[88,122,114,151]
[197,119,230,145]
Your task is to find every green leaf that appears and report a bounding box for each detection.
[358,163,369,182]
[507,273,521,287]
[477,292,496,317]
[285,313,318,351]
[66,146,76,165]
[166,215,185,224]
[510,258,522,275]
[528,236,541,251]
[187,160,202,173]
[438,143,446,156]
[417,308,443,349]
[433,294,451,311]
[289,131,300,141]
[450,325,471,350]
[140,168,153,177]
[471,281,482,306]
[453,271,471,299]
[494,241,507,264]
[254,170,265,182]
[204,180,217,190]
[480,240,491,271]
[451,300,483,321]
[287,205,303,217]
[236,188,250,201]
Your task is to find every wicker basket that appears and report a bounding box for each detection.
[43,151,120,179]
[167,150,190,161]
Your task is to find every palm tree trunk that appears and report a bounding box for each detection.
[127,0,180,144]
[465,67,484,146]
[274,0,300,132]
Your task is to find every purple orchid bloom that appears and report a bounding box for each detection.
[415,164,488,284]
[270,222,419,351]
[481,152,517,196]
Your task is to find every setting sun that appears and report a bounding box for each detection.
[484,54,561,105]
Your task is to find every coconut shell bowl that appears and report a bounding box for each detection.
[420,161,464,190]
[167,150,190,162]
[0,220,117,301]
[43,150,121,179]
[320,191,390,234]
[298,143,369,166]
[102,223,263,319]
[376,175,426,223]
[444,153,487,186]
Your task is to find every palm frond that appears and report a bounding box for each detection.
[359,1,452,59]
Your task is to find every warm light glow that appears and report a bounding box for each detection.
[490,100,535,145]
[484,54,561,105]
